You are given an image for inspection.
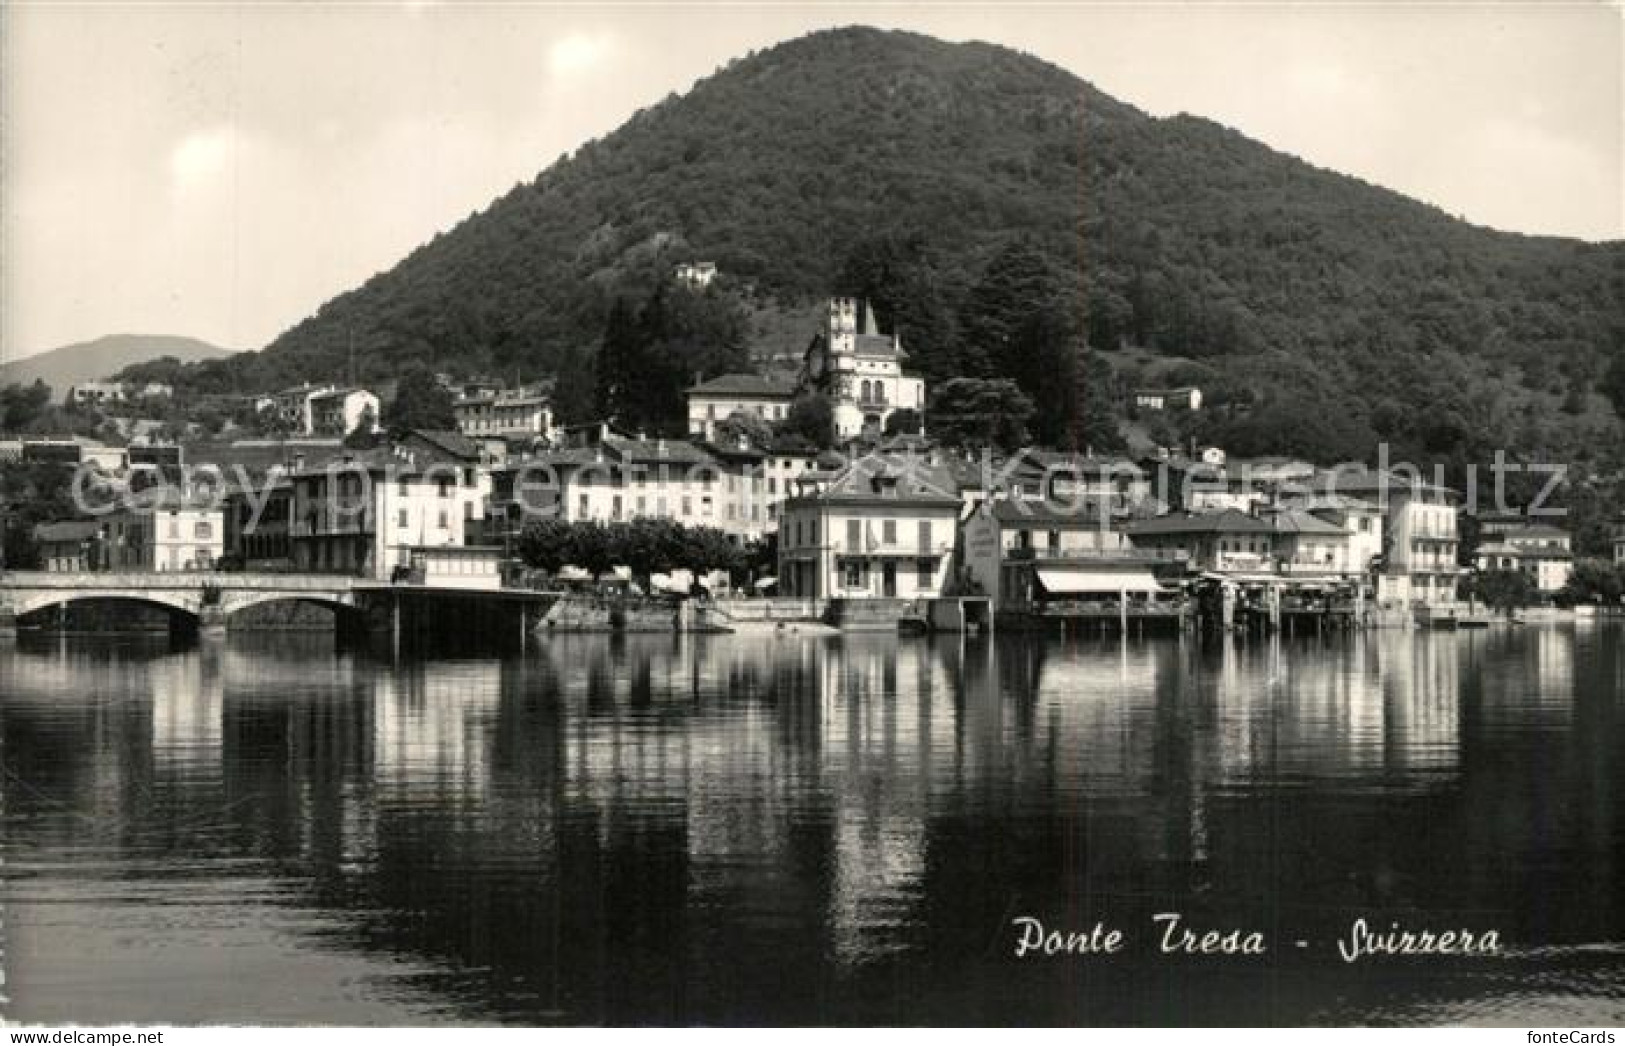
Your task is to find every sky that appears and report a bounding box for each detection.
[2,2,1619,363]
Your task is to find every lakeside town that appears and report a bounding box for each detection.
[4,289,1625,638]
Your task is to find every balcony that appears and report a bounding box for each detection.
[1007,546,1187,564]
[839,542,950,558]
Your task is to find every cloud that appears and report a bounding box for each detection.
[549,32,614,78]
[169,126,235,189]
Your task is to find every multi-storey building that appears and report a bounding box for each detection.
[685,374,797,441]
[1286,494,1385,577]
[453,386,553,440]
[256,384,379,437]
[490,430,765,541]
[1119,509,1279,573]
[308,388,380,437]
[1319,467,1462,609]
[1473,518,1573,593]
[286,444,485,579]
[102,491,225,572]
[802,298,927,441]
[777,453,960,600]
[961,498,1184,609]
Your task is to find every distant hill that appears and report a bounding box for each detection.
[156,28,1620,473]
[0,334,235,399]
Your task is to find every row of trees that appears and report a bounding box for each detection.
[516,517,763,582]
[1461,560,1625,612]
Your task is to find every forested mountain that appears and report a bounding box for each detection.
[162,28,1619,478]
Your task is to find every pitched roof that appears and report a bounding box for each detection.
[853,333,906,358]
[1263,509,1347,535]
[404,429,483,462]
[992,498,1121,525]
[1120,509,1275,536]
[798,452,961,506]
[602,436,715,466]
[687,373,798,398]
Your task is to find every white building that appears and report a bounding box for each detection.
[309,388,381,437]
[287,446,486,580]
[453,387,553,440]
[1474,522,1573,594]
[1319,468,1462,611]
[1133,386,1203,412]
[493,430,768,543]
[102,492,225,572]
[803,298,927,441]
[675,262,718,289]
[777,453,961,600]
[686,374,798,441]
[1287,494,1384,577]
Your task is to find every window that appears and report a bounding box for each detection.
[847,519,861,551]
[168,515,180,539]
[883,520,896,545]
[398,509,409,529]
[682,496,691,517]
[398,480,409,497]
[437,510,449,529]
[578,493,588,517]
[612,496,622,520]
[438,481,452,499]
[195,521,212,539]
[917,558,933,587]
[636,496,646,514]
[919,521,932,552]
[844,561,863,588]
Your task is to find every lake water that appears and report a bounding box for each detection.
[2,625,1622,1026]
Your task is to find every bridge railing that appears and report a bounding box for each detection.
[1,571,360,591]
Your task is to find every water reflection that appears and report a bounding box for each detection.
[2,626,1621,1025]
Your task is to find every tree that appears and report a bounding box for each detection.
[716,409,774,448]
[1559,558,1625,605]
[1602,352,1625,420]
[383,366,456,433]
[594,297,640,422]
[883,408,922,437]
[344,405,381,449]
[1462,568,1536,615]
[517,518,745,583]
[835,233,960,383]
[926,378,1034,452]
[780,393,835,449]
[1,380,52,432]
[594,281,752,436]
[1070,348,1125,453]
[551,344,598,427]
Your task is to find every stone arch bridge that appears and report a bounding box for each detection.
[0,571,365,634]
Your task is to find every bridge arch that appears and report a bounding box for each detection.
[220,592,364,628]
[13,590,200,622]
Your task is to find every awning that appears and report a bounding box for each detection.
[1035,568,1167,595]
